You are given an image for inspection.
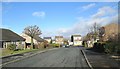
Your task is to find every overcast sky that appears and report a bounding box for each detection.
[1,1,118,38]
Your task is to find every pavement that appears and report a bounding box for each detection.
[84,49,120,69]
[2,47,90,68]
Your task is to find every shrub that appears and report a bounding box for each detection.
[93,42,106,53]
[51,43,60,47]
[116,44,120,55]
[7,44,16,51]
[82,41,87,47]
[38,42,44,49]
[104,42,120,54]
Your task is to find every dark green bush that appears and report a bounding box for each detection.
[104,42,120,54]
[104,33,120,55]
[93,42,106,53]
[7,44,16,50]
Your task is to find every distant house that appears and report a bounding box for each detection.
[55,36,64,45]
[20,33,44,49]
[0,28,25,49]
[71,35,82,46]
[43,37,52,44]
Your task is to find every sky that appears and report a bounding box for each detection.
[1,2,118,39]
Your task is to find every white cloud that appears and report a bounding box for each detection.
[54,6,118,37]
[32,11,45,18]
[56,16,117,38]
[92,6,116,18]
[40,6,117,38]
[41,31,55,38]
[82,3,96,10]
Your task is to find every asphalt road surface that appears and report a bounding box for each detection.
[3,47,89,68]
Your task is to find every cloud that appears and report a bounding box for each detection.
[82,3,96,10]
[32,11,45,18]
[40,6,117,38]
[92,6,116,18]
[56,16,117,38]
[54,6,118,37]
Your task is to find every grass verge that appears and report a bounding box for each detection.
[0,47,53,57]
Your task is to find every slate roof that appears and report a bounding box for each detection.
[33,36,44,42]
[21,33,44,42]
[72,35,81,37]
[0,28,25,42]
[43,37,51,39]
[55,36,63,38]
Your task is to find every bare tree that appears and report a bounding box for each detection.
[99,27,105,41]
[88,22,101,40]
[23,25,42,49]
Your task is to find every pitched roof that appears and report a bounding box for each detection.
[72,35,81,37]
[0,28,25,42]
[21,33,44,42]
[55,36,63,38]
[43,37,51,39]
[33,36,44,42]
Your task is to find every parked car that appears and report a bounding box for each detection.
[62,45,65,47]
[65,45,69,48]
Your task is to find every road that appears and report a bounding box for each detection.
[2,47,89,68]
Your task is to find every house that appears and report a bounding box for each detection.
[20,33,44,49]
[55,36,64,45]
[43,37,52,44]
[71,35,82,46]
[85,32,99,47]
[0,28,25,49]
[87,39,94,48]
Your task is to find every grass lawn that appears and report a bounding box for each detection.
[0,46,54,57]
[0,49,38,57]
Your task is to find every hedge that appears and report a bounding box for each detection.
[93,42,106,53]
[93,42,120,55]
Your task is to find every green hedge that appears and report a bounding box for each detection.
[104,42,120,54]
[93,42,106,53]
[93,41,120,55]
